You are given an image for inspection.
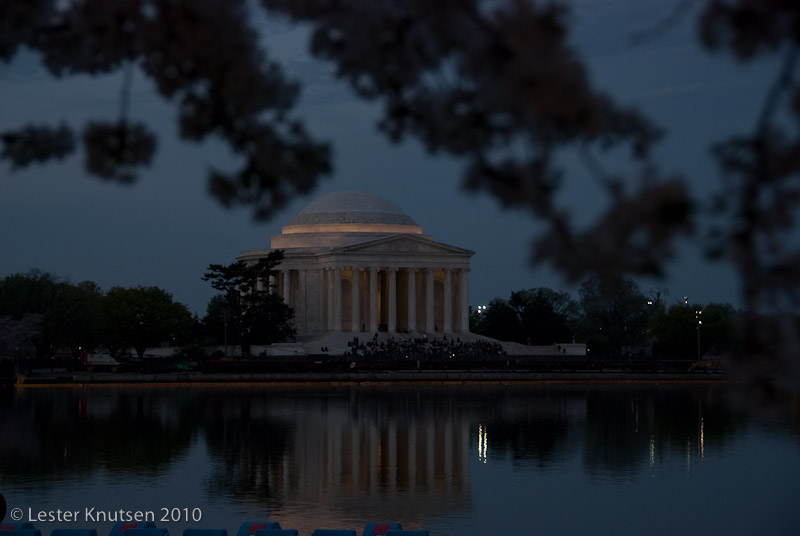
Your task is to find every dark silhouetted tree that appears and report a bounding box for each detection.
[509,288,578,345]
[101,285,193,359]
[202,250,295,354]
[0,269,104,358]
[479,297,521,343]
[576,276,652,356]
[649,301,737,358]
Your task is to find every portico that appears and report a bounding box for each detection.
[239,191,474,338]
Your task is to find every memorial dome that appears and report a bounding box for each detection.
[240,188,474,338]
[282,190,422,235]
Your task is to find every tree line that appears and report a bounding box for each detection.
[2,2,794,345]
[0,263,786,361]
[0,252,294,361]
[470,277,748,358]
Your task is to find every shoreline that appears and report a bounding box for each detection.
[12,370,728,387]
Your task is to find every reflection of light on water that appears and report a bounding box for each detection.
[700,417,705,460]
[649,434,655,469]
[686,439,692,475]
[477,424,488,463]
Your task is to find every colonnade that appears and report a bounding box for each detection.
[284,409,469,511]
[277,265,470,335]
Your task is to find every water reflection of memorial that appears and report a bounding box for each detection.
[2,383,795,532]
[203,388,471,525]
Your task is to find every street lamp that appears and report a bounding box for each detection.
[695,309,702,360]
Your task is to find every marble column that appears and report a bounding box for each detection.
[316,268,324,335]
[425,269,434,333]
[297,268,306,336]
[443,268,453,333]
[407,268,416,333]
[460,268,469,332]
[282,270,291,307]
[268,274,277,294]
[351,267,361,332]
[388,267,397,333]
[326,268,333,331]
[333,266,342,331]
[369,268,378,333]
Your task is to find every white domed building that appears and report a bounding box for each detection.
[238,191,474,339]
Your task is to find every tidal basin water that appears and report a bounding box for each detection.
[1,383,799,536]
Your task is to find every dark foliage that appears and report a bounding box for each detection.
[202,251,296,351]
[0,0,331,217]
[101,285,193,359]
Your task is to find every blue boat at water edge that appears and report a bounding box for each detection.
[0,519,427,536]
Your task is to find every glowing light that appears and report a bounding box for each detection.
[477,424,488,463]
[686,439,692,475]
[700,417,705,459]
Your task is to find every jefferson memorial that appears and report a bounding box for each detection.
[238,190,474,339]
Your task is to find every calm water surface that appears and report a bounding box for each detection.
[1,383,798,536]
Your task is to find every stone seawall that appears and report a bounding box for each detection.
[15,370,727,386]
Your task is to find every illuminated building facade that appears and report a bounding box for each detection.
[239,191,474,338]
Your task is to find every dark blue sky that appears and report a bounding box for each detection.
[0,1,779,314]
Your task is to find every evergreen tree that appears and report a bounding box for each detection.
[202,250,295,355]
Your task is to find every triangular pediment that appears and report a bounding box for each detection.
[335,234,474,256]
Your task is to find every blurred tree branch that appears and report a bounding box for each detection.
[2,1,800,377]
[0,0,331,216]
